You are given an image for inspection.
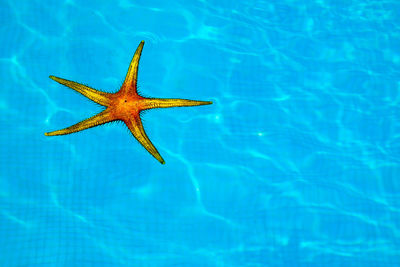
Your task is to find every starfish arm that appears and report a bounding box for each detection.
[143,98,212,109]
[45,109,114,136]
[125,115,165,164]
[49,75,112,106]
[119,41,144,95]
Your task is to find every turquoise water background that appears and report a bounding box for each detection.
[1,0,400,266]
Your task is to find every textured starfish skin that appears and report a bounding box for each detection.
[45,41,212,164]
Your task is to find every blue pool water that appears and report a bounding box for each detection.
[1,0,400,266]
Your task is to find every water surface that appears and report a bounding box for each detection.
[0,0,399,266]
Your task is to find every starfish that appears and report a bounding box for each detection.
[45,41,212,164]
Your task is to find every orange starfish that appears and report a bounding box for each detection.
[45,41,212,164]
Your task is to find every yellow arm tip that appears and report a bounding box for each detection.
[155,155,165,165]
[49,75,61,83]
[45,132,57,136]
